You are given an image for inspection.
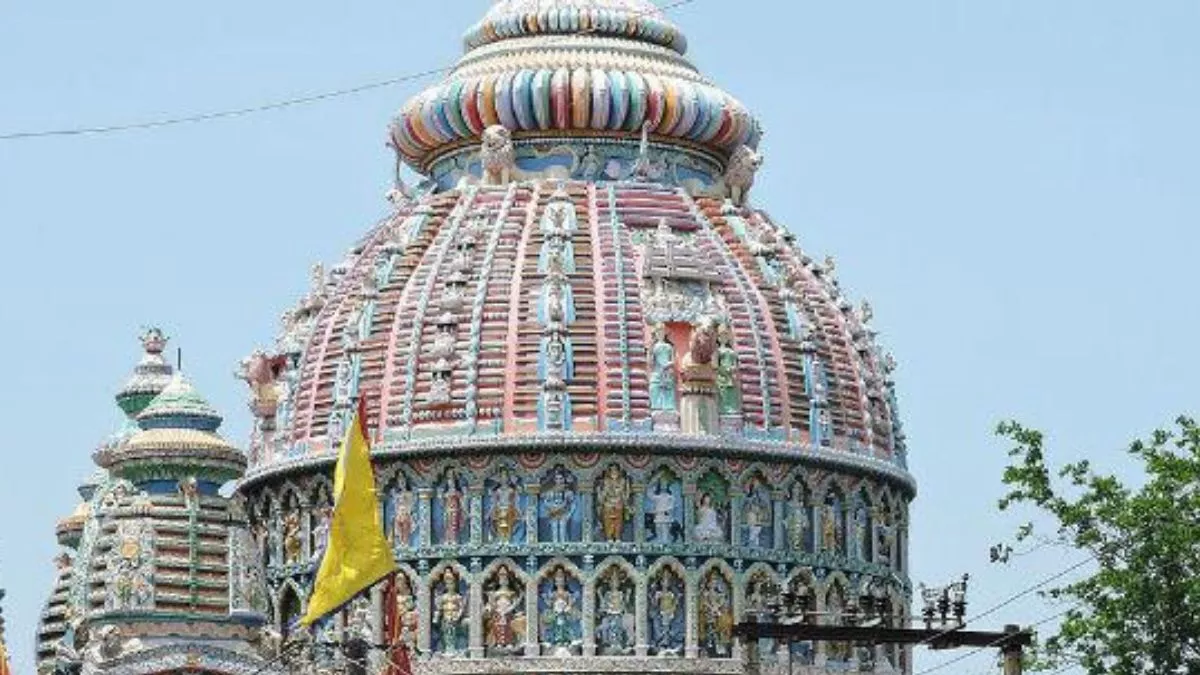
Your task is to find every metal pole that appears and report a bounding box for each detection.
[787,639,794,675]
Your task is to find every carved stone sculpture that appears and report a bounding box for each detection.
[480,125,516,186]
[724,144,763,206]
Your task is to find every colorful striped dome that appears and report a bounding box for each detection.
[390,0,760,177]
[464,0,688,55]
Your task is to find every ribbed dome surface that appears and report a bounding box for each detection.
[390,0,758,184]
[248,181,907,483]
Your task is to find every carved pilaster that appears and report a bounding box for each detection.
[729,494,742,547]
[635,576,648,657]
[526,485,540,545]
[524,576,538,657]
[369,583,385,673]
[632,481,646,543]
[580,485,594,544]
[683,486,696,542]
[417,489,433,549]
[417,575,432,655]
[684,570,698,659]
[469,489,484,547]
[469,572,484,658]
[582,576,596,657]
[773,497,786,551]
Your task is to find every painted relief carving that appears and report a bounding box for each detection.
[594,566,635,656]
[538,466,579,544]
[104,520,155,611]
[648,566,684,656]
[742,474,773,549]
[432,567,468,656]
[698,569,735,658]
[645,469,683,544]
[648,323,678,413]
[485,468,525,544]
[693,470,729,543]
[483,565,527,656]
[434,469,466,545]
[539,566,583,656]
[595,464,632,542]
[786,482,814,553]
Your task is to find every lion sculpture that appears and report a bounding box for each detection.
[724,144,763,206]
[480,124,516,185]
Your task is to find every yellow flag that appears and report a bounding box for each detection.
[301,397,397,625]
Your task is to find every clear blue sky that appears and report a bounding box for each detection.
[1,1,1196,673]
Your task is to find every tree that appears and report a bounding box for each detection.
[995,416,1200,675]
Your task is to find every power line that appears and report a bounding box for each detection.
[912,555,1094,651]
[913,604,1080,675]
[0,0,696,143]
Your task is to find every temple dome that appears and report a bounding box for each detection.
[244,184,908,489]
[390,0,759,188]
[463,0,688,54]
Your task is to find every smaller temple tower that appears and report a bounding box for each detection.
[36,329,277,675]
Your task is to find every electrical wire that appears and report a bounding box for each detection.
[913,555,1094,649]
[912,604,1081,675]
[0,0,697,142]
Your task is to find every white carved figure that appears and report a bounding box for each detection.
[480,125,516,185]
[724,144,763,206]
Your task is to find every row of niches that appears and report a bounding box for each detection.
[246,458,909,573]
[274,557,905,664]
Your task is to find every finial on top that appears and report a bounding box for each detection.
[139,327,168,355]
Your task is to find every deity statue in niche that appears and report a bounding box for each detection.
[745,574,779,660]
[310,506,332,563]
[267,516,283,566]
[742,476,773,548]
[816,408,834,447]
[595,464,632,542]
[644,471,682,544]
[539,467,578,544]
[715,324,741,415]
[486,468,524,544]
[693,471,729,543]
[392,574,419,650]
[648,323,678,412]
[538,262,576,324]
[822,492,844,555]
[539,567,582,656]
[433,567,467,656]
[594,567,634,655]
[483,566,526,656]
[253,522,270,568]
[391,483,416,549]
[282,512,302,565]
[538,329,574,382]
[538,215,576,274]
[648,567,684,656]
[805,358,829,404]
[699,570,735,658]
[876,507,895,567]
[436,470,466,545]
[851,500,871,561]
[787,483,813,553]
[824,586,852,662]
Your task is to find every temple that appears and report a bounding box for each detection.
[35,1,915,673]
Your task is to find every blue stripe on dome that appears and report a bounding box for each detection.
[512,70,536,130]
[495,71,519,131]
[608,70,629,130]
[625,71,646,132]
[531,70,552,130]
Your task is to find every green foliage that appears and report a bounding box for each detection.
[995,416,1200,674]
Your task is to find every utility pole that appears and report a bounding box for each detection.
[734,574,1031,674]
